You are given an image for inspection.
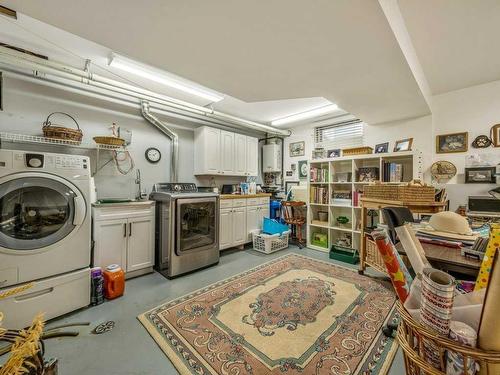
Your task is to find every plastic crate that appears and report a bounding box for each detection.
[329,245,359,264]
[252,229,290,254]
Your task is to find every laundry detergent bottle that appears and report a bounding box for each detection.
[103,264,125,300]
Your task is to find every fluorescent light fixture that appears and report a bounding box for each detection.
[271,104,339,126]
[109,54,224,103]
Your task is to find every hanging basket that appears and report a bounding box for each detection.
[42,112,83,142]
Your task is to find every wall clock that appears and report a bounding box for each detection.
[145,147,161,163]
[431,161,457,182]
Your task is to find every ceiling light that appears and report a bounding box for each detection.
[109,54,224,103]
[271,104,339,126]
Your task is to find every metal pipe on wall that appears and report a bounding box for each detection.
[0,46,291,137]
[140,100,179,182]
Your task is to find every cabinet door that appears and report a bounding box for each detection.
[232,207,247,245]
[126,216,155,272]
[205,127,221,174]
[220,130,235,175]
[246,136,259,176]
[234,133,247,176]
[219,208,233,250]
[93,218,127,270]
[246,206,260,242]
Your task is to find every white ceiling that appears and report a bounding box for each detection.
[1,0,430,125]
[398,0,500,95]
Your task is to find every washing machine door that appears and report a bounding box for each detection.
[0,173,86,251]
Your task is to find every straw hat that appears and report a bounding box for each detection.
[418,211,476,241]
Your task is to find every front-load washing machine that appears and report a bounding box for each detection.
[0,150,91,328]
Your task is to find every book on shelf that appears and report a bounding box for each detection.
[310,186,328,204]
[352,189,363,207]
[310,167,328,182]
[383,162,404,182]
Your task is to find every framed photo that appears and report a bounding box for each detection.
[327,149,341,158]
[285,181,300,194]
[492,124,500,147]
[289,141,305,157]
[298,160,308,180]
[436,132,468,153]
[374,142,389,154]
[291,163,296,171]
[286,170,293,177]
[465,167,496,184]
[394,138,413,152]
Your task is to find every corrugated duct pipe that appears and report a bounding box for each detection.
[140,100,179,182]
[0,45,291,137]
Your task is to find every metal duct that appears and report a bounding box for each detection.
[141,100,179,182]
[0,46,291,137]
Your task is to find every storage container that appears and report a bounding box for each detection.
[252,230,290,254]
[329,245,359,264]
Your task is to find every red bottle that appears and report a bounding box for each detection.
[103,264,125,300]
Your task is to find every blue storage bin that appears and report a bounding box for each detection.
[263,217,289,235]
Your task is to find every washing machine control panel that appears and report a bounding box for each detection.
[11,152,89,171]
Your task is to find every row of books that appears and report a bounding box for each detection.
[352,190,363,207]
[310,186,329,204]
[310,167,329,182]
[382,162,404,182]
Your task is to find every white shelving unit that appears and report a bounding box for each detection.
[306,151,422,253]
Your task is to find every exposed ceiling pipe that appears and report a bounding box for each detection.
[0,46,291,137]
[140,100,178,182]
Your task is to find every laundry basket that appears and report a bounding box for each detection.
[252,229,290,254]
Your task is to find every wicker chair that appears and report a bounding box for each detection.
[282,201,306,248]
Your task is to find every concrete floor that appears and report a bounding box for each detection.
[41,246,405,374]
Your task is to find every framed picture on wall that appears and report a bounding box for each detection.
[492,124,500,147]
[327,149,341,158]
[285,181,300,194]
[374,142,389,153]
[436,132,468,153]
[465,167,496,184]
[394,138,413,152]
[298,160,308,180]
[289,141,305,157]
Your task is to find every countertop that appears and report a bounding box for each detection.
[220,193,271,200]
[92,200,155,208]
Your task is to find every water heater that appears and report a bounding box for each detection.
[262,143,281,172]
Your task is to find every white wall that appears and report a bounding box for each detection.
[0,76,255,199]
[282,80,500,211]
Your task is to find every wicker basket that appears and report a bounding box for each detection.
[93,136,125,147]
[342,146,373,156]
[364,180,435,203]
[397,301,500,375]
[365,237,388,274]
[42,112,83,142]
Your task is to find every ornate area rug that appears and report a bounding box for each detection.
[138,254,398,374]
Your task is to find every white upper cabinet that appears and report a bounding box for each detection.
[220,130,235,175]
[194,126,259,176]
[194,126,221,175]
[234,133,247,176]
[246,136,259,176]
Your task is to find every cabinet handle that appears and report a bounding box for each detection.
[129,222,132,237]
[123,223,127,237]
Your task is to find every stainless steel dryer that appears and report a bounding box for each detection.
[150,183,219,278]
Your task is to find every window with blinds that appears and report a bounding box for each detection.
[314,120,364,149]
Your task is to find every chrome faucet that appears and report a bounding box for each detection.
[135,169,143,200]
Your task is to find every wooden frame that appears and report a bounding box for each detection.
[435,132,468,153]
[465,166,496,184]
[394,138,413,152]
[491,124,500,147]
[289,141,305,157]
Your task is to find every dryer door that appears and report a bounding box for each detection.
[0,173,86,251]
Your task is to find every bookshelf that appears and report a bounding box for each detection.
[307,150,422,252]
